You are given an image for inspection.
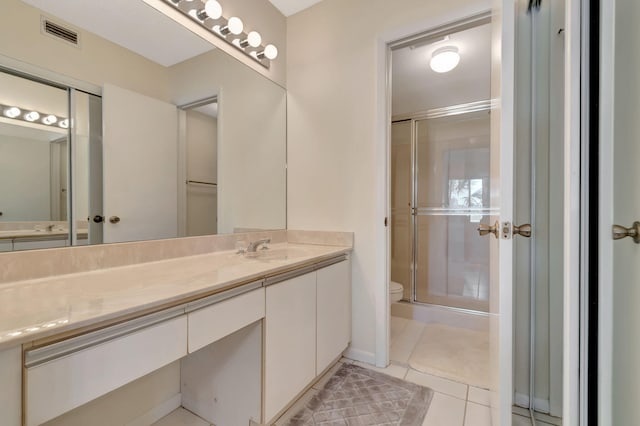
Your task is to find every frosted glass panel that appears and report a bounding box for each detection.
[414,112,491,311]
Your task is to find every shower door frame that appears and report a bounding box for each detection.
[393,100,493,314]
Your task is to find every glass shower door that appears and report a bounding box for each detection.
[414,111,491,312]
[391,120,413,300]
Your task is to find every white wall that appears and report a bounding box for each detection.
[287,0,491,364]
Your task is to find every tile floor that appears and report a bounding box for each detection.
[154,316,560,426]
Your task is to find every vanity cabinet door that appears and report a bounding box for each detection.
[316,259,351,374]
[264,272,317,423]
[0,346,21,426]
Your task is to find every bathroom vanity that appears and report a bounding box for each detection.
[0,230,352,426]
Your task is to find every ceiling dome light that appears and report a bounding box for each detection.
[59,118,69,129]
[204,0,222,19]
[24,111,40,122]
[42,115,58,125]
[430,46,460,73]
[3,106,21,118]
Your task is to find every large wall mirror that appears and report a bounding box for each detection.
[0,0,286,251]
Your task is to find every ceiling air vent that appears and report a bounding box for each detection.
[41,17,80,47]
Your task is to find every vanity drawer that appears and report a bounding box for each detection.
[187,285,265,353]
[25,313,187,426]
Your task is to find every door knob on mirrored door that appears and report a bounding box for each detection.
[513,223,532,238]
[477,221,499,239]
[612,222,640,243]
[109,216,120,224]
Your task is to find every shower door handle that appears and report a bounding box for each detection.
[612,222,640,243]
[513,223,532,238]
[477,221,499,239]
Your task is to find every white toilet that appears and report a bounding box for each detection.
[390,281,404,303]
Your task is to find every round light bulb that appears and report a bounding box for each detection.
[3,106,21,118]
[42,115,58,125]
[25,111,40,122]
[204,0,222,19]
[59,119,69,129]
[264,44,278,60]
[227,17,243,35]
[247,31,262,48]
[430,46,460,73]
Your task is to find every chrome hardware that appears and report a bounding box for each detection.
[513,223,532,238]
[612,222,640,243]
[247,238,271,252]
[477,221,499,239]
[109,216,121,224]
[93,215,104,223]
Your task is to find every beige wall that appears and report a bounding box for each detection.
[143,0,287,88]
[287,0,491,363]
[1,0,170,101]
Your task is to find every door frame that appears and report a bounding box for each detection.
[380,6,513,424]
[596,0,613,423]
[563,0,588,424]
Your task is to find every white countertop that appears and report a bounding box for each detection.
[0,243,351,350]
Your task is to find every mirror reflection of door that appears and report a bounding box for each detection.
[180,97,218,237]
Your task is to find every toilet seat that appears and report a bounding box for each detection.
[390,281,404,303]
[390,281,403,294]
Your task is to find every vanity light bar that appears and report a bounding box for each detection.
[163,0,278,69]
[0,103,68,129]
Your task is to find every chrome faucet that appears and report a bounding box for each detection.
[246,238,271,252]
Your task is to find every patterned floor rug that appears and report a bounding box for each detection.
[284,363,434,426]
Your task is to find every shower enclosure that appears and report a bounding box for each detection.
[391,103,492,312]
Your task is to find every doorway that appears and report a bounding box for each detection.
[385,3,565,424]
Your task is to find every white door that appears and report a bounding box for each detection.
[599,0,640,423]
[102,84,178,243]
[487,2,516,425]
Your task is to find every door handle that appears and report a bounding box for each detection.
[513,223,532,238]
[92,215,104,224]
[612,222,640,243]
[477,221,499,239]
[109,216,121,224]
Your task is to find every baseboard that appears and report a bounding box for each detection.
[514,392,550,414]
[343,347,376,365]
[126,393,182,426]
